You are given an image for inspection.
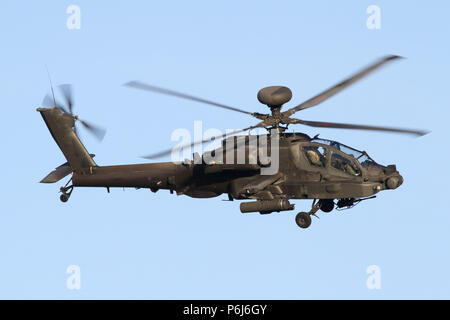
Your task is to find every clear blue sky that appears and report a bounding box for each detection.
[0,1,449,299]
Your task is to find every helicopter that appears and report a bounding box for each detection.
[38,55,427,229]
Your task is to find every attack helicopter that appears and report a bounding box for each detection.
[38,55,427,228]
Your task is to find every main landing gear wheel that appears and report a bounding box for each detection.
[295,200,320,229]
[295,212,312,229]
[319,199,334,213]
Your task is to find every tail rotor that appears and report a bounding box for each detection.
[42,84,106,141]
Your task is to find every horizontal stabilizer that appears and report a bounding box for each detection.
[40,154,95,183]
[40,162,73,183]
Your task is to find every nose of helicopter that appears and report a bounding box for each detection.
[385,172,403,189]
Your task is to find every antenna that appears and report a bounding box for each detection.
[45,65,57,108]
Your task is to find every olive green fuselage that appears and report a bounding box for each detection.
[39,107,402,205]
[72,133,402,201]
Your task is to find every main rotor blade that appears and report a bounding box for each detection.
[124,81,256,117]
[291,118,428,136]
[59,84,74,114]
[142,123,264,160]
[78,119,106,141]
[283,55,404,117]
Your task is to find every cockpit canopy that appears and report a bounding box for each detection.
[311,138,376,167]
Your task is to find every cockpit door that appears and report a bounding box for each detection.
[329,151,363,180]
[293,143,329,182]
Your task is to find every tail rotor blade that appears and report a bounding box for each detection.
[78,119,106,141]
[42,84,106,142]
[42,94,54,107]
[42,94,70,114]
[59,84,74,114]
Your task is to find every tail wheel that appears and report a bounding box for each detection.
[295,212,312,229]
[59,181,73,203]
[60,194,69,203]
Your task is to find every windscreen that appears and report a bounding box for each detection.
[312,138,376,166]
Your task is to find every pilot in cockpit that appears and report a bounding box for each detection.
[306,148,324,167]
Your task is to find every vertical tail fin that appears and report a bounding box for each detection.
[38,107,97,175]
